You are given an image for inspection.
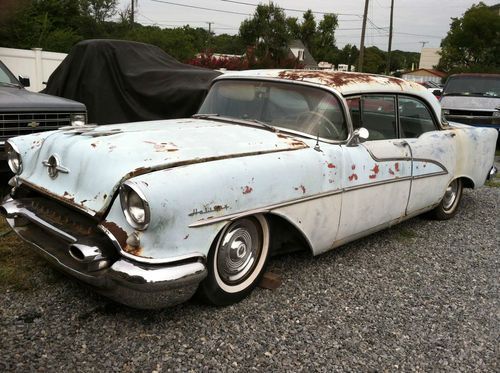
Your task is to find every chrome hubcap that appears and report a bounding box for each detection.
[443,180,459,210]
[217,219,261,285]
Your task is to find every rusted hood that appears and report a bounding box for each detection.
[15,118,308,216]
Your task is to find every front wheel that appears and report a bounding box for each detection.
[198,214,270,306]
[429,178,463,220]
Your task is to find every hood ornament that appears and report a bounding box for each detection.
[42,154,69,178]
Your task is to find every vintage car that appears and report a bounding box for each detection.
[1,70,497,309]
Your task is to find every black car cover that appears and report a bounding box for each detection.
[43,39,221,125]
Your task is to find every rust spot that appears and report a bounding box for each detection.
[389,168,395,175]
[371,164,380,174]
[62,191,75,202]
[327,162,336,169]
[276,133,308,149]
[348,173,358,181]
[329,179,334,184]
[184,234,189,240]
[91,143,96,148]
[124,245,143,257]
[213,205,224,212]
[369,174,377,179]
[395,162,400,172]
[101,221,128,249]
[144,140,178,152]
[103,194,108,199]
[423,163,427,168]
[294,185,306,194]
[242,186,253,194]
[351,164,356,170]
[277,70,410,90]
[128,166,152,178]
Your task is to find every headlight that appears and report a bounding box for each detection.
[6,141,22,174]
[71,113,86,127]
[119,183,150,230]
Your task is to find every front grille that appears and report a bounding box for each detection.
[448,109,493,117]
[0,112,81,143]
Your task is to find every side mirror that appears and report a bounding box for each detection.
[18,75,30,87]
[432,89,442,97]
[346,127,369,147]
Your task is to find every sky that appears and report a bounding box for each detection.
[116,0,499,52]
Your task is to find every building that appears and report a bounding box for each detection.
[287,40,317,69]
[402,68,447,84]
[419,48,441,69]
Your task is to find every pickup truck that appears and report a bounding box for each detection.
[0,59,86,169]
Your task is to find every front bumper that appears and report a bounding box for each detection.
[0,197,207,309]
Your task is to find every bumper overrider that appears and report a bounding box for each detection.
[0,197,207,309]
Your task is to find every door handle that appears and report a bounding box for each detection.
[394,140,409,147]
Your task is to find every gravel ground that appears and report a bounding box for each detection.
[0,186,498,372]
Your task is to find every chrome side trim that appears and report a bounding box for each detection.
[98,223,206,265]
[413,171,448,180]
[189,188,344,228]
[190,177,412,228]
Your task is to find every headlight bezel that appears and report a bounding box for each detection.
[70,113,87,127]
[6,141,22,174]
[119,182,151,230]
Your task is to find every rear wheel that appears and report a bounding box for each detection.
[429,178,463,220]
[198,214,270,306]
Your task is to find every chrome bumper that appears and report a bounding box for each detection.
[0,198,207,309]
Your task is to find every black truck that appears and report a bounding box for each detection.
[0,59,86,168]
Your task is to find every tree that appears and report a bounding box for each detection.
[438,2,500,73]
[314,14,338,62]
[80,0,118,23]
[300,10,316,52]
[239,2,290,64]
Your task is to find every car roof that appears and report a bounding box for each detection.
[218,69,428,96]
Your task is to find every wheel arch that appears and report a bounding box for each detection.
[264,212,313,256]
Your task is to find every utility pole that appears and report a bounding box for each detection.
[206,22,214,53]
[419,41,429,49]
[385,0,394,75]
[131,0,135,27]
[358,0,369,72]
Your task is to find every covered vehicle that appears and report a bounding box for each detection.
[2,71,497,309]
[43,39,221,125]
[440,73,500,131]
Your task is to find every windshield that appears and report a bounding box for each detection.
[198,80,348,141]
[0,61,18,85]
[443,75,500,97]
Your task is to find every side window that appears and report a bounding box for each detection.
[398,96,437,138]
[362,95,397,140]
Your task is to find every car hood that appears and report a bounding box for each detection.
[16,118,308,216]
[0,86,86,111]
[440,95,500,111]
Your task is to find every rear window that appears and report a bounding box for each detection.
[443,76,500,98]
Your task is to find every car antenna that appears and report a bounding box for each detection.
[314,130,321,152]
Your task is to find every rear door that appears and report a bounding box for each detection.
[397,95,455,215]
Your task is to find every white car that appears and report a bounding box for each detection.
[2,70,497,309]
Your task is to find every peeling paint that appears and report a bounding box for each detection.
[395,162,400,172]
[348,173,358,181]
[242,186,253,194]
[294,185,306,194]
[144,140,179,152]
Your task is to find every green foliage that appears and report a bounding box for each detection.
[239,2,290,64]
[438,2,500,73]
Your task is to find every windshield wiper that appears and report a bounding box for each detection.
[192,114,278,132]
[0,81,22,88]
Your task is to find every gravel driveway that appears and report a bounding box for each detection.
[0,187,498,372]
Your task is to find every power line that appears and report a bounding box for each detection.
[149,0,251,16]
[219,0,363,17]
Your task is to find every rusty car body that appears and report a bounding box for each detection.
[1,70,497,309]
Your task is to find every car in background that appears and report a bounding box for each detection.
[440,74,500,133]
[1,71,497,309]
[0,59,86,170]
